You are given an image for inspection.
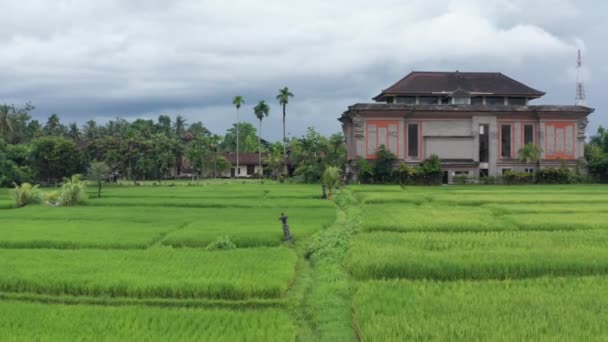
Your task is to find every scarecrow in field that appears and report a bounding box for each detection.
[279,213,293,242]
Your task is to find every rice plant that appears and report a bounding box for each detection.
[0,300,295,341]
[0,247,297,300]
[353,277,608,341]
[346,231,608,280]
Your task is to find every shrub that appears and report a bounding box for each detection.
[57,174,87,206]
[417,154,443,185]
[503,170,534,185]
[45,191,60,205]
[10,182,42,207]
[453,175,472,185]
[536,167,571,184]
[321,166,341,200]
[480,175,500,185]
[356,158,374,183]
[374,145,396,183]
[206,236,237,251]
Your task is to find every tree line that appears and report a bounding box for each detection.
[0,102,345,187]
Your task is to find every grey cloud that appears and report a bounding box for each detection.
[0,0,606,140]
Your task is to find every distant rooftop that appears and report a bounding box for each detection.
[373,71,546,102]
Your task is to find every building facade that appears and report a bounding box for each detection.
[340,71,594,183]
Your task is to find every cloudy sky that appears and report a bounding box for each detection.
[0,0,606,140]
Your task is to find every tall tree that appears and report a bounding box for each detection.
[222,123,258,153]
[68,123,81,141]
[174,115,187,138]
[253,100,270,180]
[87,161,111,198]
[276,87,294,174]
[0,105,14,138]
[232,96,245,178]
[30,136,82,184]
[157,115,172,136]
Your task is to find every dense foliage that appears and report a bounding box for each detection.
[586,126,608,181]
[0,102,345,185]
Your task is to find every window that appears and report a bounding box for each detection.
[524,168,535,174]
[247,165,255,175]
[480,169,489,177]
[524,124,534,145]
[486,96,505,105]
[386,97,394,104]
[418,96,439,104]
[508,97,527,105]
[366,121,400,158]
[471,97,484,105]
[479,124,489,163]
[408,124,419,158]
[395,96,416,104]
[441,97,451,104]
[452,97,470,105]
[501,125,512,158]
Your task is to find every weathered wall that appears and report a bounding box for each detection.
[425,137,474,159]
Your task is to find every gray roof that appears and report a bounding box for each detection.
[374,71,546,101]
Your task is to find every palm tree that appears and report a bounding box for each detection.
[517,143,542,164]
[276,87,294,175]
[253,100,270,180]
[517,142,543,175]
[174,115,187,138]
[321,166,341,200]
[232,96,245,178]
[68,123,81,141]
[0,105,14,138]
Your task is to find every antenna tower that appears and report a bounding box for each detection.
[575,49,586,106]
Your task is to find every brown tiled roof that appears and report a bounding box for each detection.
[373,71,545,101]
[222,152,268,165]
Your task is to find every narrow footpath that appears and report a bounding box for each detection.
[286,189,363,341]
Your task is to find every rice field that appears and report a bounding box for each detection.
[350,184,608,341]
[0,206,335,248]
[0,183,331,340]
[0,247,296,299]
[347,230,608,280]
[354,277,608,341]
[3,182,608,340]
[0,300,295,341]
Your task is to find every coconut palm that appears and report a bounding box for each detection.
[253,100,270,180]
[232,96,245,178]
[276,87,294,175]
[0,105,13,137]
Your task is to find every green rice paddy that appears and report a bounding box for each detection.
[2,183,608,340]
[350,184,608,341]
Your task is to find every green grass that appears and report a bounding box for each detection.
[0,247,297,300]
[346,230,608,280]
[0,300,295,342]
[353,277,608,341]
